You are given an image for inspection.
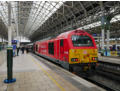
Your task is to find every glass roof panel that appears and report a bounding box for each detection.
[25,1,64,35]
[79,14,120,30]
[0,1,64,37]
[0,1,18,31]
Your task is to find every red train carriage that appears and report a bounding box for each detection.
[34,29,98,71]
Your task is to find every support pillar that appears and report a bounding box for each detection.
[107,30,110,50]
[100,1,105,56]
[4,2,16,84]
[2,37,4,49]
[16,20,20,48]
[106,29,110,56]
[100,1,113,56]
[101,28,105,51]
[16,1,20,48]
[105,14,112,56]
[98,34,101,51]
[8,27,12,46]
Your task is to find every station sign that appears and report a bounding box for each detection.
[12,40,17,44]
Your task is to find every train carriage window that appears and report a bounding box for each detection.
[72,35,93,47]
[60,39,64,46]
[48,42,54,55]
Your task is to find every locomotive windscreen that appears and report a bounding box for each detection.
[72,35,93,47]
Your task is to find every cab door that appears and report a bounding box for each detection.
[60,39,64,60]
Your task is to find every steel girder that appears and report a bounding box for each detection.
[30,1,120,41]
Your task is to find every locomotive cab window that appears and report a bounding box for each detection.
[48,42,54,55]
[60,39,64,46]
[72,35,93,47]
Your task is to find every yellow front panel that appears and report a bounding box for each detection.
[69,49,98,64]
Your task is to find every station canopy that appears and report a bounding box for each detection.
[0,1,120,41]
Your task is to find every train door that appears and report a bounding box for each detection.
[56,40,60,59]
[54,40,57,59]
[48,42,54,57]
[60,39,64,60]
[63,39,69,62]
[35,44,38,53]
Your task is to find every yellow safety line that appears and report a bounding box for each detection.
[29,55,66,91]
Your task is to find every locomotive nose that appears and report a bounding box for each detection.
[69,49,98,64]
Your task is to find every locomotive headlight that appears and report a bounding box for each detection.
[71,58,78,62]
[92,57,98,61]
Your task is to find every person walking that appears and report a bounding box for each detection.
[17,46,20,56]
[21,46,25,54]
[25,46,29,53]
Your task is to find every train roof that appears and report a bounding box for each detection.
[35,29,89,43]
[56,29,88,39]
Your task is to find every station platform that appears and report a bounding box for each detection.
[98,55,120,65]
[0,50,105,91]
[0,50,6,66]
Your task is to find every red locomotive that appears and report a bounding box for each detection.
[34,29,98,71]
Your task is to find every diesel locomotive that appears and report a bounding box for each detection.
[34,29,98,71]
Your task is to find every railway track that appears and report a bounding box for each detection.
[76,70,120,91]
[90,61,120,91]
[76,61,120,91]
[31,53,120,91]
[98,61,120,76]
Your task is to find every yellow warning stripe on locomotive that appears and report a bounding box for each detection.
[69,49,98,64]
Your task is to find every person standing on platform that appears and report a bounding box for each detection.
[17,46,20,56]
[26,46,29,53]
[13,45,16,57]
[21,46,25,54]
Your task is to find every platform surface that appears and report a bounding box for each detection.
[0,51,105,91]
[0,50,6,67]
[98,55,120,65]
